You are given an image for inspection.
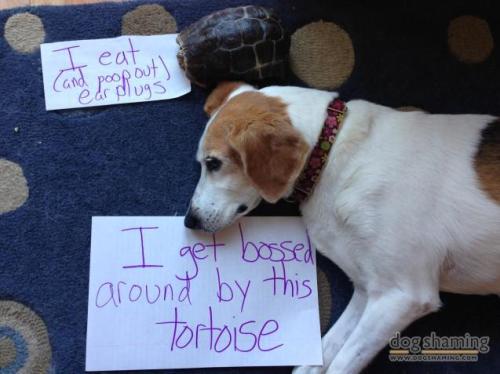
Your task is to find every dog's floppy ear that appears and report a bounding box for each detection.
[228,117,309,203]
[204,81,247,116]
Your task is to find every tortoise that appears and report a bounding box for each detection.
[176,5,290,87]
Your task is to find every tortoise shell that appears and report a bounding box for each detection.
[176,5,290,87]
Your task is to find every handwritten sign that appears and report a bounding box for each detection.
[86,216,323,371]
[40,35,191,110]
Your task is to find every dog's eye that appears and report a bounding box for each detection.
[205,157,222,172]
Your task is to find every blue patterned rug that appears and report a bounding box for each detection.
[0,1,499,373]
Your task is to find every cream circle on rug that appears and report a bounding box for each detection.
[0,159,29,214]
[317,268,333,334]
[448,15,494,64]
[0,301,52,373]
[290,21,355,90]
[0,335,17,368]
[122,4,177,35]
[4,13,45,54]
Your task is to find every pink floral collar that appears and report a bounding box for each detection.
[289,98,347,203]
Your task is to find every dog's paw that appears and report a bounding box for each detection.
[292,365,324,374]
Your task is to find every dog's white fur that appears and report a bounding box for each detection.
[189,84,500,373]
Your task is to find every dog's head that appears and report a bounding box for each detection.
[185,82,309,232]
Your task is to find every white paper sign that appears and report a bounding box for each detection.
[86,216,323,371]
[40,35,191,110]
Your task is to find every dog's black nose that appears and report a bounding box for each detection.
[236,204,248,214]
[184,209,202,229]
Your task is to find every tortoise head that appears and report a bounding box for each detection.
[185,81,308,232]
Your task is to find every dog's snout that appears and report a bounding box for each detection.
[184,209,202,230]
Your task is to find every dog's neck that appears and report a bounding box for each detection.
[260,86,339,148]
[260,86,342,202]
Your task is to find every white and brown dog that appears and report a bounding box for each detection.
[185,81,500,374]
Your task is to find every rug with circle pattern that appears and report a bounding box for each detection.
[0,1,499,373]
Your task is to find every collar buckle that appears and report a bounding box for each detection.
[327,106,347,114]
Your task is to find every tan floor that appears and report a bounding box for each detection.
[0,0,126,11]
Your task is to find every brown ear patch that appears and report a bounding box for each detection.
[203,81,246,116]
[229,119,309,203]
[203,91,309,202]
[475,119,500,204]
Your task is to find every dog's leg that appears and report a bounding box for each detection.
[293,287,367,374]
[325,288,440,374]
